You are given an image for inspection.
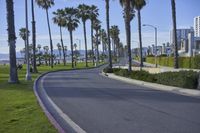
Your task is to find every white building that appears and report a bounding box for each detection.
[194,16,200,37]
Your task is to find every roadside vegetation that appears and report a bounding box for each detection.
[103,67,199,89]
[0,62,94,133]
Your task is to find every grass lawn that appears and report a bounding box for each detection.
[0,62,95,133]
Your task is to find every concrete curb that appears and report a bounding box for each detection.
[33,65,106,133]
[101,72,200,98]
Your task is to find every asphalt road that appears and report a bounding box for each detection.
[39,66,200,133]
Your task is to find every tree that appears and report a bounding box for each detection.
[31,0,37,73]
[105,0,112,69]
[57,43,62,64]
[63,7,79,68]
[19,27,30,63]
[43,45,49,66]
[35,0,54,68]
[171,0,179,69]
[77,4,90,67]
[37,44,42,65]
[110,25,120,59]
[52,9,66,66]
[120,0,134,72]
[93,19,101,66]
[6,0,19,83]
[89,5,99,66]
[135,0,146,69]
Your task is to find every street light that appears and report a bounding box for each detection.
[143,24,158,68]
[25,0,31,80]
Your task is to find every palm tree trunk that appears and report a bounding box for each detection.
[6,0,19,83]
[60,26,66,66]
[137,10,143,70]
[171,0,179,69]
[31,0,37,73]
[45,9,53,68]
[83,21,88,67]
[69,30,74,68]
[96,30,99,65]
[106,0,112,69]
[91,21,95,66]
[125,0,132,72]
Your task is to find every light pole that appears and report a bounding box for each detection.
[143,24,158,68]
[25,0,31,80]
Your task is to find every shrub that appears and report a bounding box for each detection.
[103,67,113,73]
[114,69,129,77]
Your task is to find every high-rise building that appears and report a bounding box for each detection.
[194,16,200,37]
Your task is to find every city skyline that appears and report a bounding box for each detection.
[0,0,199,54]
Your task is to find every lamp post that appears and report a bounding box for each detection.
[25,0,31,80]
[143,24,158,68]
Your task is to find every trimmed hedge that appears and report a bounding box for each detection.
[146,56,200,69]
[104,68,199,89]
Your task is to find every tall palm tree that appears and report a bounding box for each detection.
[171,0,179,69]
[100,29,106,55]
[35,0,54,68]
[120,0,134,72]
[93,19,101,66]
[6,0,19,83]
[105,0,112,69]
[37,44,42,65]
[77,4,90,67]
[43,45,49,65]
[31,0,37,73]
[110,25,120,59]
[19,28,30,63]
[89,5,99,66]
[63,7,79,68]
[134,0,146,70]
[52,9,66,66]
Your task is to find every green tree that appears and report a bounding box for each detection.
[135,0,146,69]
[171,0,179,69]
[63,7,79,68]
[57,43,62,64]
[6,0,19,83]
[105,0,112,69]
[77,4,90,67]
[110,25,120,59]
[19,28,30,63]
[89,5,99,66]
[120,0,134,72]
[52,9,66,66]
[35,0,54,68]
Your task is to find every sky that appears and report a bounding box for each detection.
[0,0,200,54]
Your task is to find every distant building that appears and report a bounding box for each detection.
[170,28,194,49]
[194,16,200,37]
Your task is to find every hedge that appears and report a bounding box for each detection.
[103,68,199,89]
[146,55,200,69]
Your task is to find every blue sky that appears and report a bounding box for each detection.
[0,0,199,53]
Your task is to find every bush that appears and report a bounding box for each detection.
[156,71,199,89]
[103,67,113,73]
[111,68,199,89]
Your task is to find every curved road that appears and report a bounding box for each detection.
[37,66,200,133]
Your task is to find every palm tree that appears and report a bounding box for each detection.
[35,0,54,68]
[120,0,134,72]
[105,0,112,69]
[77,4,90,67]
[43,45,49,65]
[93,19,101,66]
[6,0,19,83]
[19,28,30,63]
[100,29,106,55]
[110,25,120,59]
[31,0,37,73]
[37,44,42,65]
[57,43,62,63]
[89,5,99,66]
[63,7,79,68]
[171,0,179,69]
[134,0,146,70]
[52,9,66,66]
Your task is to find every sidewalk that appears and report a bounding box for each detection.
[114,60,200,73]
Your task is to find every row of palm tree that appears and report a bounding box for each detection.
[5,0,179,83]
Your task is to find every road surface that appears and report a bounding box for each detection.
[37,66,200,133]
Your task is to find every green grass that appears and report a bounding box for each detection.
[0,62,96,133]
